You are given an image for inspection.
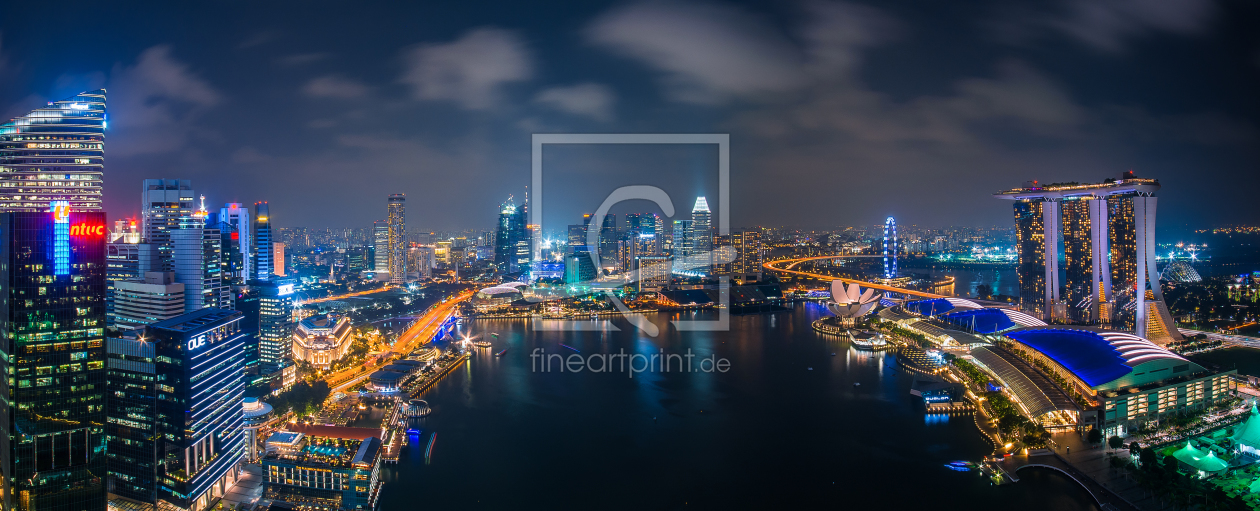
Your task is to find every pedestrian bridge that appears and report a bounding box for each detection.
[991,451,1137,511]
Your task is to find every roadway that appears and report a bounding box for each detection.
[300,285,396,305]
[763,255,946,299]
[325,290,474,393]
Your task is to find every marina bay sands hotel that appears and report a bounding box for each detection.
[994,171,1181,345]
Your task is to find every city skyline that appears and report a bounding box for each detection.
[1,2,1257,231]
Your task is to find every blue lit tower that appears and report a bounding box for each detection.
[252,202,273,281]
[883,216,898,279]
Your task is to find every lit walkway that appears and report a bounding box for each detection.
[994,448,1143,511]
[763,256,945,298]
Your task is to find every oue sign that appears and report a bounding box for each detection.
[188,334,208,351]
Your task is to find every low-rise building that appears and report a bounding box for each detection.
[292,313,353,369]
[262,426,384,510]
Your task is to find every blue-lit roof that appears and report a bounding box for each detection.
[905,298,954,316]
[1006,329,1130,387]
[940,309,1016,334]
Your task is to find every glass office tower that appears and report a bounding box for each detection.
[106,308,246,510]
[0,90,106,212]
[252,202,274,281]
[0,208,108,511]
[387,195,406,283]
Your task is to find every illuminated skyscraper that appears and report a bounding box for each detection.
[172,214,229,312]
[0,89,106,212]
[671,219,694,258]
[140,179,196,271]
[0,206,108,511]
[732,230,764,278]
[691,197,712,273]
[257,280,296,371]
[218,203,251,281]
[252,202,274,281]
[373,220,389,272]
[274,242,287,276]
[494,196,527,274]
[995,173,1180,343]
[387,194,406,283]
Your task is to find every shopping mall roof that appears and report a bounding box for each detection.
[939,308,1046,334]
[903,297,982,317]
[1003,326,1202,391]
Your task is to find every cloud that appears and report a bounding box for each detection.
[278,53,330,66]
[302,75,371,99]
[994,0,1216,53]
[400,27,532,110]
[798,0,900,78]
[237,31,279,50]
[534,83,616,121]
[587,2,808,103]
[107,45,223,156]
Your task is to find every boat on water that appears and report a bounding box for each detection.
[472,341,492,348]
[490,333,499,338]
[425,432,437,463]
[944,461,979,472]
[495,348,508,357]
[560,344,579,353]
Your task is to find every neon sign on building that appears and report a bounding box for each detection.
[50,201,70,275]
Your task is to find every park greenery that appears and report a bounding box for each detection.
[267,380,331,417]
[953,359,989,386]
[984,391,1049,449]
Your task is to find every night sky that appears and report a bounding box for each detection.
[1,0,1257,233]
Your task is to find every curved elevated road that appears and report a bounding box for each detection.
[326,290,474,392]
[763,255,946,299]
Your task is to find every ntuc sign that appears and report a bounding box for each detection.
[69,224,105,236]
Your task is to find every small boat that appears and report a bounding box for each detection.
[473,341,492,348]
[830,353,836,356]
[853,382,861,386]
[490,333,499,338]
[495,348,508,357]
[560,344,579,353]
[807,367,814,371]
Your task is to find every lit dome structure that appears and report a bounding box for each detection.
[1162,261,1202,283]
[473,286,525,311]
[825,280,881,325]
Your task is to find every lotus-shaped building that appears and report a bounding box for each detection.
[825,280,881,324]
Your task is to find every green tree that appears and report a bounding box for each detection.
[1108,435,1124,452]
[1087,426,1102,446]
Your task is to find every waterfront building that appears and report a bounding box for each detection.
[261,427,384,510]
[994,173,1180,343]
[494,196,528,274]
[218,203,252,281]
[111,271,186,331]
[173,214,229,312]
[564,251,597,285]
[636,255,672,291]
[691,197,713,274]
[985,326,1232,437]
[387,194,406,284]
[472,285,525,312]
[141,179,196,271]
[106,308,247,510]
[372,220,388,273]
[253,202,274,281]
[0,89,106,212]
[0,206,108,511]
[292,314,353,369]
[732,230,764,282]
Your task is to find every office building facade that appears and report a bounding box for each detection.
[140,179,196,271]
[691,197,712,274]
[494,197,527,274]
[217,203,251,282]
[173,215,229,312]
[257,280,296,370]
[253,202,274,281]
[106,308,247,511]
[0,89,106,212]
[111,272,186,331]
[387,195,406,283]
[0,207,108,511]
